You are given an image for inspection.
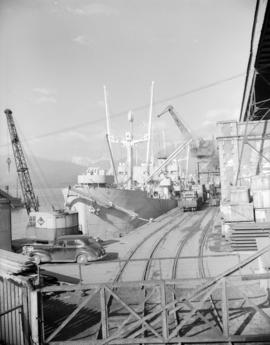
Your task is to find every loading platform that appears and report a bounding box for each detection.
[1,207,270,344]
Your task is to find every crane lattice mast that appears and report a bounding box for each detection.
[4,109,39,214]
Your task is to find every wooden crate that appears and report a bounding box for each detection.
[255,208,270,223]
[220,203,254,222]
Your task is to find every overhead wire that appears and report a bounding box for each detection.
[14,119,54,210]
[0,72,245,148]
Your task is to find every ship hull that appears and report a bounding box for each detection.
[64,186,177,239]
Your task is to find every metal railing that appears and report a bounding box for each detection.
[38,245,270,344]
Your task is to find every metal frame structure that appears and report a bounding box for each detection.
[240,0,270,122]
[235,68,270,185]
[4,109,39,214]
[39,245,270,345]
[235,1,270,183]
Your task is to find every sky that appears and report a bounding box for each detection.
[0,0,256,165]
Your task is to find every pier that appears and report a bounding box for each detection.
[1,0,270,344]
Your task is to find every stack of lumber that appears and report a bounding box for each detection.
[229,222,270,252]
[0,249,35,274]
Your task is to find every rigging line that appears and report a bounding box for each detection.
[0,73,245,147]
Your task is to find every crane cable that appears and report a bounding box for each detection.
[15,120,53,209]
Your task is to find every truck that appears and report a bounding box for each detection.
[182,190,202,212]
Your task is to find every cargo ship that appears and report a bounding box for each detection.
[63,85,179,239]
[63,167,177,239]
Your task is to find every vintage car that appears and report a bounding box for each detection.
[22,235,106,264]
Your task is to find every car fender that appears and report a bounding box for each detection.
[76,250,89,258]
[30,250,51,263]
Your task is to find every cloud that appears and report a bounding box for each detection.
[205,108,239,121]
[193,107,240,139]
[33,88,56,96]
[35,96,57,104]
[67,3,119,16]
[201,119,215,127]
[59,130,90,142]
[97,100,106,109]
[32,88,57,104]
[72,35,91,46]
[72,155,109,167]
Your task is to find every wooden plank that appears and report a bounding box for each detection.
[104,285,162,340]
[45,288,99,343]
[48,333,270,344]
[221,278,229,337]
[169,281,222,339]
[160,281,168,340]
[100,287,108,339]
[229,284,270,326]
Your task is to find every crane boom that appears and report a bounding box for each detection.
[4,109,39,214]
[157,105,192,137]
[144,105,194,183]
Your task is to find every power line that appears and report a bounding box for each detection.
[2,73,245,146]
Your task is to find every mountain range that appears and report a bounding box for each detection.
[0,155,110,189]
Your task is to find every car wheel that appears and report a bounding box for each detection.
[77,254,88,264]
[32,254,41,265]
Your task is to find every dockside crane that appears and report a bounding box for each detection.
[4,109,39,214]
[145,105,193,183]
[157,105,192,137]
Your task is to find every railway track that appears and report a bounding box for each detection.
[96,206,217,339]
[138,207,215,338]
[113,208,188,282]
[197,207,218,279]
[96,207,186,338]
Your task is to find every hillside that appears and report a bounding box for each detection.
[0,155,110,189]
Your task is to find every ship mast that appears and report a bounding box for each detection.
[146,81,155,176]
[104,85,118,184]
[126,111,134,189]
[121,111,147,189]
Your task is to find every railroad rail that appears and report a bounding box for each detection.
[39,243,270,344]
[38,207,270,344]
[96,208,190,339]
[101,207,216,341]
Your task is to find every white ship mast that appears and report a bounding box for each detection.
[104,85,118,185]
[105,84,155,189]
[121,111,147,189]
[146,81,155,175]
